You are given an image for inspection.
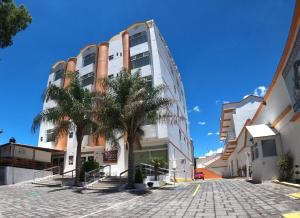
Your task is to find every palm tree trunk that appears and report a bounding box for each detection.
[127,136,135,189]
[74,129,83,186]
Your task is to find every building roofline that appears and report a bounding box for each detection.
[0,143,64,153]
[251,0,300,124]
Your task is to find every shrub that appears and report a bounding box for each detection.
[79,160,99,182]
[135,168,144,183]
[278,153,294,182]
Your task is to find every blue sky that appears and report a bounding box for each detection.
[0,0,295,157]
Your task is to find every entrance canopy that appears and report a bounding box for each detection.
[246,124,277,138]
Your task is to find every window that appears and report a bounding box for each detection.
[88,156,94,162]
[179,129,182,141]
[54,69,64,81]
[69,156,74,165]
[83,53,96,67]
[262,139,277,157]
[40,137,43,142]
[108,74,114,80]
[109,55,114,60]
[81,157,86,165]
[129,31,148,47]
[144,75,152,87]
[81,72,94,87]
[69,132,73,138]
[46,129,55,142]
[131,51,150,69]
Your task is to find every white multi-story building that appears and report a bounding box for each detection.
[220,95,263,177]
[37,20,193,181]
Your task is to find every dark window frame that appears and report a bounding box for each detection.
[54,69,64,81]
[83,53,96,67]
[81,72,94,87]
[130,31,148,47]
[130,51,150,69]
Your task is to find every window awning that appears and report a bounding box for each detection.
[246,124,277,138]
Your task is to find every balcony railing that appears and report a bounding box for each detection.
[102,150,118,163]
[224,131,236,145]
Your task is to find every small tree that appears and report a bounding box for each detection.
[151,157,165,181]
[278,153,294,182]
[32,72,95,186]
[93,70,178,189]
[0,0,32,48]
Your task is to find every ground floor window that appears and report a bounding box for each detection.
[134,147,168,167]
[68,156,73,165]
[262,139,277,157]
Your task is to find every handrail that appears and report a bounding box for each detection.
[61,169,76,181]
[84,165,111,185]
[33,165,61,183]
[119,163,171,185]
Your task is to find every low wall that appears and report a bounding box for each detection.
[0,166,52,185]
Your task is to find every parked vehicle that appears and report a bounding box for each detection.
[195,172,205,180]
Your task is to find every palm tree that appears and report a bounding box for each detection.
[32,72,95,186]
[150,157,165,181]
[93,70,177,189]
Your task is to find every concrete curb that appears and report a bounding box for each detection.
[272,180,300,189]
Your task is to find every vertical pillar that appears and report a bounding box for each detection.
[93,42,109,146]
[122,31,131,72]
[56,57,77,151]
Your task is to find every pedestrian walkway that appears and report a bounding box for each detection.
[0,179,299,217]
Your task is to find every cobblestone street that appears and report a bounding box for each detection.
[0,179,299,217]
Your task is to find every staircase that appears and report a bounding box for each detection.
[86,176,127,191]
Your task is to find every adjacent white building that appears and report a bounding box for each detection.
[220,0,300,183]
[220,95,263,178]
[37,20,193,181]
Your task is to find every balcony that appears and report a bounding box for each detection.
[224,131,236,145]
[102,150,118,163]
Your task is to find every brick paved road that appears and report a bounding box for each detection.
[0,179,299,217]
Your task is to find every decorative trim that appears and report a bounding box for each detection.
[271,105,292,127]
[290,111,300,122]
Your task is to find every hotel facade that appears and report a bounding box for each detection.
[220,1,300,183]
[37,20,193,181]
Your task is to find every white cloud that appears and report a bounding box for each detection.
[198,121,206,125]
[215,131,220,135]
[254,86,267,97]
[223,101,229,104]
[243,86,267,99]
[207,132,213,136]
[193,106,201,112]
[205,147,224,156]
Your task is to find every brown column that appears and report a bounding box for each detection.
[96,42,109,92]
[122,31,131,72]
[56,57,77,151]
[93,42,109,146]
[63,57,77,88]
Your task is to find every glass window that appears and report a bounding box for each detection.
[46,129,55,142]
[130,51,150,69]
[69,156,73,165]
[54,69,64,81]
[69,132,73,138]
[144,75,152,87]
[262,139,277,157]
[129,31,148,47]
[109,55,114,60]
[83,53,96,67]
[108,74,114,80]
[81,72,94,87]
